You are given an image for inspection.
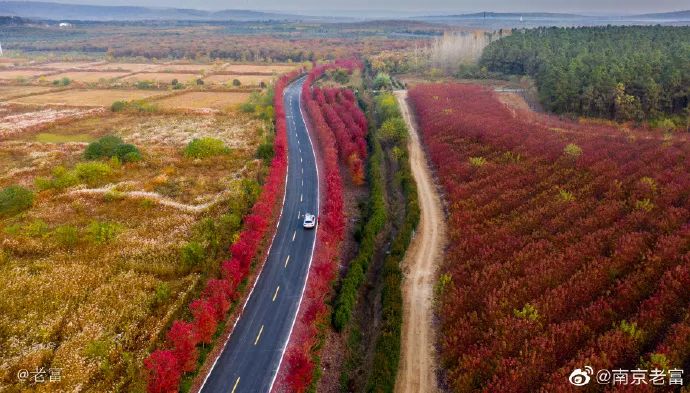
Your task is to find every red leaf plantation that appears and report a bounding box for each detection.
[408,83,690,393]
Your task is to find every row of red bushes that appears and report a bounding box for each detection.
[143,70,300,393]
[409,83,690,392]
[275,60,362,392]
[305,59,367,184]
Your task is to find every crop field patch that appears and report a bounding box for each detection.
[88,63,157,72]
[155,91,252,110]
[0,85,54,100]
[149,64,222,73]
[48,71,131,83]
[0,106,105,138]
[10,89,167,107]
[222,63,299,74]
[121,72,203,84]
[36,61,105,70]
[0,69,50,80]
[119,114,261,149]
[203,74,272,86]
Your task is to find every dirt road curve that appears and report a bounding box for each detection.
[394,90,446,393]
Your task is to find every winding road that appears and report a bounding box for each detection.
[200,76,319,393]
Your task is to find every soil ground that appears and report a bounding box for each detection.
[394,90,446,393]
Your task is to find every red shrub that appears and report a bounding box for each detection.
[190,298,218,344]
[166,320,198,372]
[203,279,233,319]
[144,350,181,393]
[285,350,314,393]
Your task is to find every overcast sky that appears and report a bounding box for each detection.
[44,0,689,15]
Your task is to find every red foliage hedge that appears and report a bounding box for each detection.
[276,60,363,392]
[408,83,690,392]
[144,69,300,393]
[306,59,367,184]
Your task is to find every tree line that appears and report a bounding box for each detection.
[480,26,690,124]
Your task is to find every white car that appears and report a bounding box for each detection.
[303,213,316,229]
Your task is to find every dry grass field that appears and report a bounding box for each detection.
[202,74,272,86]
[37,61,105,70]
[0,56,285,391]
[0,69,50,80]
[47,71,131,83]
[0,85,54,100]
[88,63,156,72]
[10,89,167,107]
[150,64,221,73]
[0,107,269,392]
[121,72,203,84]
[155,91,252,110]
[0,104,106,138]
[223,63,299,73]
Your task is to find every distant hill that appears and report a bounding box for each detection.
[0,1,307,21]
[631,10,690,20]
[0,14,26,24]
[414,10,690,28]
[427,12,585,19]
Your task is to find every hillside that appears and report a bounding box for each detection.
[0,1,305,21]
[633,10,690,19]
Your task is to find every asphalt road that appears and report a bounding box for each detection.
[200,76,319,393]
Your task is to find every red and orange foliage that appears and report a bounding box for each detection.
[307,60,368,184]
[409,84,690,392]
[144,350,181,393]
[144,70,300,392]
[166,321,198,373]
[278,61,361,392]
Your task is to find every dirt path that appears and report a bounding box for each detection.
[394,90,446,393]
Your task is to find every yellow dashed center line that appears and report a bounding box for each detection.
[254,325,264,345]
[273,286,280,301]
[231,377,240,393]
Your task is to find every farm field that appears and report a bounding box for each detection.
[0,104,105,137]
[155,91,252,110]
[36,61,105,70]
[221,63,299,74]
[0,85,271,392]
[0,69,50,80]
[121,72,203,84]
[202,74,271,86]
[149,64,223,73]
[88,63,157,72]
[10,89,167,107]
[409,83,690,392]
[47,71,131,83]
[0,85,54,100]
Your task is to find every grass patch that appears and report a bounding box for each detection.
[0,185,34,217]
[36,161,114,190]
[34,132,95,143]
[184,138,230,159]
